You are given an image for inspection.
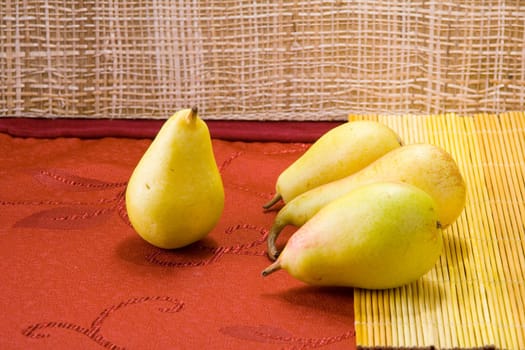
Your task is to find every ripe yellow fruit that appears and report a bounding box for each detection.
[263,121,402,209]
[126,107,224,249]
[263,182,443,290]
[267,143,465,260]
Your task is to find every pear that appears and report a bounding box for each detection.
[262,182,443,289]
[267,143,465,260]
[263,121,402,209]
[125,107,224,249]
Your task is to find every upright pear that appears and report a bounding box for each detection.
[263,121,402,209]
[267,143,465,260]
[126,107,224,249]
[262,182,443,289]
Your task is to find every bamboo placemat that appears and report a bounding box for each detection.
[348,112,525,349]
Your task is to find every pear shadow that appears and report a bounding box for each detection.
[265,275,447,320]
[441,229,472,270]
[115,234,155,266]
[364,276,447,312]
[116,234,221,269]
[264,285,355,320]
[342,277,447,324]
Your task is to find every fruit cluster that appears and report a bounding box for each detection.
[125,109,466,290]
[261,121,466,290]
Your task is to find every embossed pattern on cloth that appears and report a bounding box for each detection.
[0,133,356,349]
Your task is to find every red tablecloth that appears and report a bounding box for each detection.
[0,119,355,349]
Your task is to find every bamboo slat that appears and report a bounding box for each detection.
[350,113,525,349]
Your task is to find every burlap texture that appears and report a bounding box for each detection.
[2,1,525,120]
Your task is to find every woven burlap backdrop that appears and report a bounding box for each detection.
[1,0,525,120]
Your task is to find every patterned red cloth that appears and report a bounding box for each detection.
[0,120,355,349]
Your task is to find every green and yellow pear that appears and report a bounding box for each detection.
[263,121,402,209]
[125,107,224,249]
[267,143,465,260]
[262,182,443,289]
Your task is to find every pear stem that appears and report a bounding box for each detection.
[267,221,286,261]
[261,261,281,277]
[263,193,282,210]
[186,106,198,122]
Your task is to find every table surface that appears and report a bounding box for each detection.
[3,114,524,350]
[0,123,356,350]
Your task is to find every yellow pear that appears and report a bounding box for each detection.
[125,107,224,249]
[267,143,465,260]
[262,182,443,289]
[263,121,402,209]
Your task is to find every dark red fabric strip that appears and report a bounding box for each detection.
[0,117,344,142]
